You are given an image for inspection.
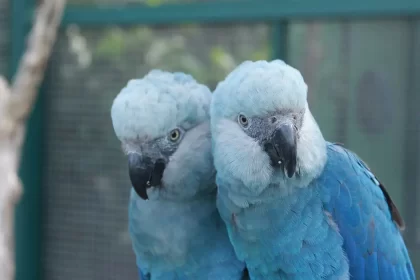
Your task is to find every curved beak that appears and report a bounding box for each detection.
[263,124,297,178]
[128,153,166,200]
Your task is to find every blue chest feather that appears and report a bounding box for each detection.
[129,191,247,280]
[217,179,348,279]
[216,143,415,280]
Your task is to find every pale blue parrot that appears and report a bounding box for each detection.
[210,60,415,280]
[111,70,247,280]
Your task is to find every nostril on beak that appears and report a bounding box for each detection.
[270,116,278,124]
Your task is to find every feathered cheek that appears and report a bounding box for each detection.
[215,134,273,190]
[159,159,178,189]
[161,154,196,190]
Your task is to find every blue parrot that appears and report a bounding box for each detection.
[210,60,415,279]
[111,70,247,280]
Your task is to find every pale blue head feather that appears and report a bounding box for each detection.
[111,70,214,199]
[211,60,327,196]
[112,70,211,142]
[211,60,307,121]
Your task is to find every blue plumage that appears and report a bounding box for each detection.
[320,143,414,279]
[111,70,247,280]
[210,60,415,279]
[216,160,349,279]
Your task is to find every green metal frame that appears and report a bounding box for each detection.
[58,0,420,26]
[10,1,420,279]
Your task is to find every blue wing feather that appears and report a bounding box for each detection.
[319,143,414,279]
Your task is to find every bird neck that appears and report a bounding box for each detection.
[129,192,231,273]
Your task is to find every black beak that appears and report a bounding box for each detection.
[128,153,166,200]
[263,124,297,178]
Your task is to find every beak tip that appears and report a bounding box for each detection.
[128,154,166,200]
[135,188,149,200]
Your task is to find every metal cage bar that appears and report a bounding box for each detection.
[271,22,288,60]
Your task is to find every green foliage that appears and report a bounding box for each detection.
[95,27,127,58]
[92,24,270,89]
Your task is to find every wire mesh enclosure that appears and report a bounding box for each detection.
[7,1,420,280]
[42,23,270,280]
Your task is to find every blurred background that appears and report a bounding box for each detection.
[2,0,420,279]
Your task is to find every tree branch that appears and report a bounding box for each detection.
[9,0,66,124]
[0,1,66,279]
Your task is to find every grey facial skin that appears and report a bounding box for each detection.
[124,128,185,200]
[239,109,305,178]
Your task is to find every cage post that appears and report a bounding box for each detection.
[271,22,288,60]
[10,0,44,279]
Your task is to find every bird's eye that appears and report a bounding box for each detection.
[169,129,181,142]
[238,114,249,128]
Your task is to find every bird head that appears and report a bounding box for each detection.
[111,70,215,200]
[210,60,327,193]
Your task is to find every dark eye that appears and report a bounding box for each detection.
[169,129,181,142]
[238,114,249,127]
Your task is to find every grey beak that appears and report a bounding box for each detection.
[128,153,166,200]
[263,124,297,178]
